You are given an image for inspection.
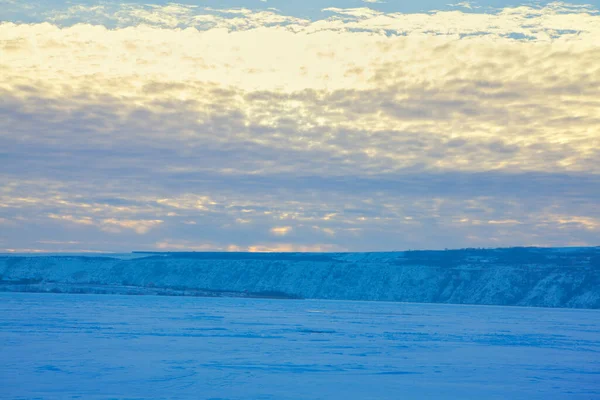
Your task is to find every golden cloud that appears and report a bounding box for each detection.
[1,5,598,176]
[270,226,292,236]
[1,4,599,250]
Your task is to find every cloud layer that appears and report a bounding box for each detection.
[0,2,599,251]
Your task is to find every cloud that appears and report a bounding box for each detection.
[487,220,522,225]
[37,240,80,244]
[313,226,336,236]
[546,215,600,231]
[447,2,478,9]
[27,2,600,41]
[155,240,223,251]
[322,7,383,19]
[247,244,344,252]
[101,219,163,234]
[2,171,598,251]
[45,4,310,31]
[156,196,216,211]
[0,3,598,251]
[47,213,162,234]
[48,214,94,226]
[0,248,106,253]
[154,240,343,253]
[270,226,292,236]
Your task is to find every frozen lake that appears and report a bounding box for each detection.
[1,293,599,399]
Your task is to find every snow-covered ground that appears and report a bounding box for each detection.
[1,293,598,399]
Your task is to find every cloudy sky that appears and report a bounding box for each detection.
[1,0,599,253]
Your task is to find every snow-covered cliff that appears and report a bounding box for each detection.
[1,247,599,308]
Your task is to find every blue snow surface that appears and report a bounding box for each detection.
[0,292,599,399]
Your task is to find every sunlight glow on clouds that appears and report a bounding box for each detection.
[0,1,599,251]
[271,226,292,236]
[48,214,163,234]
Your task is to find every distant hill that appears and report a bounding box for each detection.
[1,246,599,308]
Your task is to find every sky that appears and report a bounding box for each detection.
[0,0,599,253]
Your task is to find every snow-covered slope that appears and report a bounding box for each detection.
[1,247,599,308]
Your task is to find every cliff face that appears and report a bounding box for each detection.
[1,247,599,308]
